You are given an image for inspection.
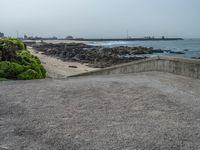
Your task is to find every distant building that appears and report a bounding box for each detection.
[66,36,74,40]
[162,36,165,39]
[0,32,4,38]
[24,35,28,39]
[144,36,154,39]
[51,36,58,40]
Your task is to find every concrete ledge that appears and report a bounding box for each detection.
[69,56,200,79]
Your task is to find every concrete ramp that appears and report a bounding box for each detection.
[1,72,200,149]
[69,56,200,79]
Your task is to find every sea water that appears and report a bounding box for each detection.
[89,39,200,58]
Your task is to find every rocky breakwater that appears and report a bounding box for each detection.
[32,43,164,68]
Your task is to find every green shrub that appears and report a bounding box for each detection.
[0,61,24,79]
[12,39,26,50]
[0,70,5,78]
[39,64,46,77]
[29,64,46,78]
[17,69,40,80]
[17,50,46,78]
[0,38,25,61]
[0,38,46,80]
[17,50,41,65]
[0,38,25,50]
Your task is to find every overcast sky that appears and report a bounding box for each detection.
[0,0,200,38]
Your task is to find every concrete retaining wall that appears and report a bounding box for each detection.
[69,56,200,79]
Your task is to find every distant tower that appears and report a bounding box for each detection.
[162,36,165,39]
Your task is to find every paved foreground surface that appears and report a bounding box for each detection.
[0,72,200,150]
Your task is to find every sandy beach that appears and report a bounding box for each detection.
[28,46,99,78]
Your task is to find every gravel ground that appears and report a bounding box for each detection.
[0,72,200,150]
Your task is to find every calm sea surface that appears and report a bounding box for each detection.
[89,39,200,58]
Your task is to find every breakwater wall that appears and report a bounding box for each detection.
[70,38,183,41]
[69,56,200,79]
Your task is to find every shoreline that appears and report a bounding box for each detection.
[27,40,199,78]
[28,46,100,78]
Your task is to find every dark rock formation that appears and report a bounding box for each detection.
[68,65,78,68]
[192,57,200,59]
[33,43,164,68]
[169,51,185,54]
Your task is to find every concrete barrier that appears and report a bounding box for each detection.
[69,56,200,79]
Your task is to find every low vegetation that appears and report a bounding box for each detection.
[0,38,46,80]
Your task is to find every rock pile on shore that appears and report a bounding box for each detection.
[33,43,164,68]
